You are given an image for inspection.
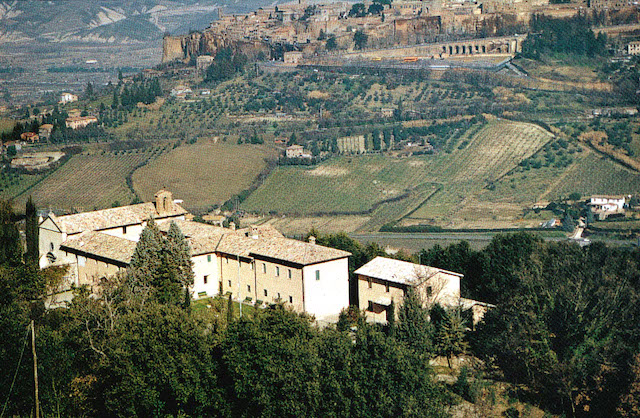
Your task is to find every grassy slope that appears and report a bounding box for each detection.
[12,147,165,211]
[132,142,276,211]
[242,120,554,229]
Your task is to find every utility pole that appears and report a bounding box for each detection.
[237,254,242,318]
[31,320,39,418]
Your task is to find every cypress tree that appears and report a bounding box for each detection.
[0,200,22,266]
[166,221,194,289]
[25,196,39,267]
[396,287,434,355]
[227,293,234,324]
[128,218,164,301]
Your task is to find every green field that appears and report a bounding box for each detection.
[132,141,276,211]
[12,147,168,211]
[243,120,555,229]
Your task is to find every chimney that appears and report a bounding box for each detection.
[250,225,259,239]
[308,236,316,245]
[229,221,236,231]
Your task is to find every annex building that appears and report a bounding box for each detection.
[355,256,493,326]
[39,190,351,321]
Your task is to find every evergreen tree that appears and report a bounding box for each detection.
[434,308,468,368]
[166,221,194,289]
[0,200,22,266]
[396,287,433,354]
[25,196,39,267]
[128,218,164,302]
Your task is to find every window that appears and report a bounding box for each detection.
[228,280,231,287]
[262,263,266,273]
[385,283,389,293]
[204,275,208,284]
[315,270,320,281]
[426,286,433,298]
[275,266,280,276]
[122,225,127,234]
[367,301,374,311]
[207,254,212,262]
[288,269,292,279]
[289,296,293,303]
[264,289,268,297]
[247,285,251,292]
[367,277,372,289]
[50,242,54,251]
[226,257,229,264]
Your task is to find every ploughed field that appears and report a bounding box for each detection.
[11,147,168,211]
[132,142,276,211]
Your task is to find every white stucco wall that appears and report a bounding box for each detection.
[101,224,145,241]
[39,218,70,268]
[302,257,349,321]
[191,253,220,298]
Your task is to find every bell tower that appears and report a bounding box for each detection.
[154,189,173,216]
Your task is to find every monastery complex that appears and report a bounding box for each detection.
[37,190,490,324]
[39,190,350,321]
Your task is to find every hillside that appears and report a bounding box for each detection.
[0,0,270,44]
[243,120,637,231]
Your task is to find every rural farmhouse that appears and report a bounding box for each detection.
[355,256,493,326]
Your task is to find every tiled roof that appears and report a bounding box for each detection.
[217,232,350,266]
[158,220,227,256]
[58,218,349,268]
[61,231,137,265]
[354,256,463,285]
[53,202,188,234]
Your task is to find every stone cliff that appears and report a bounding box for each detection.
[162,31,270,63]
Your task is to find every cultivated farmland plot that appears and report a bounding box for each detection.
[132,142,277,211]
[243,120,555,230]
[13,148,165,212]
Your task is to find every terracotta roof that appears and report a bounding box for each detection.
[53,202,188,235]
[158,220,227,256]
[354,256,463,285]
[217,233,350,266]
[61,231,137,265]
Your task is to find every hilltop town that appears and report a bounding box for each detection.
[162,0,635,64]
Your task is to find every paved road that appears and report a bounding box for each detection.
[350,232,637,252]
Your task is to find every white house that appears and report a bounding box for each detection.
[59,92,78,105]
[354,256,493,326]
[589,195,626,213]
[39,190,351,321]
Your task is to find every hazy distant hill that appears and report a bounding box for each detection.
[0,0,272,44]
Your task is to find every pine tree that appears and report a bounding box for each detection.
[166,221,194,289]
[434,308,468,368]
[396,287,434,354]
[25,196,39,267]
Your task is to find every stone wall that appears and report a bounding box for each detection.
[162,31,270,63]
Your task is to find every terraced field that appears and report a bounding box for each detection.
[243,120,554,230]
[132,142,277,211]
[13,147,167,212]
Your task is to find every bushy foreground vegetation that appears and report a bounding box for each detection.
[2,198,640,416]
